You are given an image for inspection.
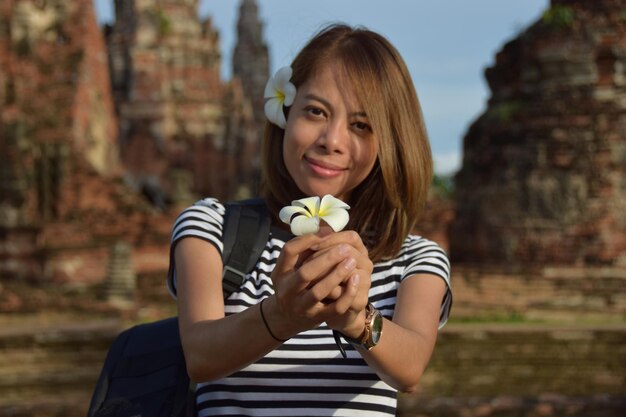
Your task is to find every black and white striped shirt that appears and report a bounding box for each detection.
[168,198,452,417]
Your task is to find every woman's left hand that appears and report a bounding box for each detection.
[303,229,373,339]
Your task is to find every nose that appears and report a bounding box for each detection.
[316,120,348,154]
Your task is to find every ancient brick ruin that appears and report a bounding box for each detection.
[0,0,269,288]
[232,0,269,189]
[0,0,165,285]
[107,0,265,205]
[452,0,626,267]
[233,0,269,129]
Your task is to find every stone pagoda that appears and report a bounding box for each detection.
[1,0,271,289]
[451,0,626,267]
[232,0,270,190]
[106,0,261,204]
[0,0,170,284]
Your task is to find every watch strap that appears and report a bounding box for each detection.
[344,303,381,351]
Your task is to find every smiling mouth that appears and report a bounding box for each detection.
[305,157,346,178]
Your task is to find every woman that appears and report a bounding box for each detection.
[169,24,452,416]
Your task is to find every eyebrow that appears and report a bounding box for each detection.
[304,93,368,119]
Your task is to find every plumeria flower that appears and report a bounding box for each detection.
[264,66,296,128]
[279,195,350,236]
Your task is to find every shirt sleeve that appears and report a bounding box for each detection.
[401,237,452,329]
[166,198,226,297]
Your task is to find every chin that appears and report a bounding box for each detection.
[296,180,351,201]
[302,189,337,198]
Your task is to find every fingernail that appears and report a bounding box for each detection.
[344,257,356,270]
[338,244,349,255]
[352,274,360,286]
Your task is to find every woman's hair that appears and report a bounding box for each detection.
[261,23,433,261]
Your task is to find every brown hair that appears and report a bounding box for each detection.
[261,24,433,261]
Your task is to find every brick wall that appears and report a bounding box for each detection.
[399,324,626,417]
[450,265,626,322]
[422,324,625,397]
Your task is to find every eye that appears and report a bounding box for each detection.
[305,106,326,119]
[352,121,372,133]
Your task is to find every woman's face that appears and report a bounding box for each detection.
[283,65,379,202]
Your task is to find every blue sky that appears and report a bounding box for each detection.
[94,0,548,175]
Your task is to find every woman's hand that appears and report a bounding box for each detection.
[306,230,373,338]
[270,229,372,340]
[268,228,364,337]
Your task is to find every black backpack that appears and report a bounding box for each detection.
[87,199,271,417]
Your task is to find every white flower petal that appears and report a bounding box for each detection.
[283,82,297,106]
[319,194,350,213]
[293,196,321,216]
[279,205,309,224]
[274,66,293,88]
[264,67,290,99]
[264,99,286,128]
[280,195,350,236]
[320,208,350,232]
[290,215,320,236]
[264,67,296,128]
[264,77,276,99]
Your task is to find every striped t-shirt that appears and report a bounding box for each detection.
[168,198,452,417]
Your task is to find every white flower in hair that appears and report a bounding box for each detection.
[279,195,350,236]
[264,66,296,128]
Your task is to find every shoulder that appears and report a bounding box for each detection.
[171,197,226,246]
[402,234,448,256]
[400,235,453,328]
[397,234,451,281]
[174,198,225,225]
[370,234,453,328]
[167,198,225,297]
[181,197,225,217]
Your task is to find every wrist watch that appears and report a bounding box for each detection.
[345,303,383,350]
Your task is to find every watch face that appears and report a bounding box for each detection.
[371,312,383,344]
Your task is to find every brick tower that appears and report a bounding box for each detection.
[107,0,256,204]
[232,0,270,195]
[452,0,626,267]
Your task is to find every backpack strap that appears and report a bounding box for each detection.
[221,198,271,298]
